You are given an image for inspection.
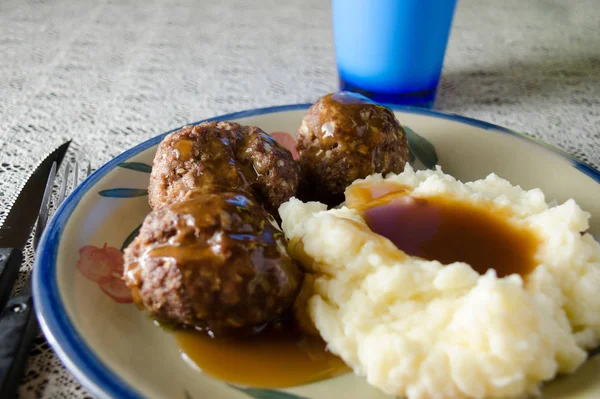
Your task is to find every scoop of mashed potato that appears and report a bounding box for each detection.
[279,165,600,399]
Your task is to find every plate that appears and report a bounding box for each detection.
[34,104,600,399]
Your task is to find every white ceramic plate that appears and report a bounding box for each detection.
[34,104,600,399]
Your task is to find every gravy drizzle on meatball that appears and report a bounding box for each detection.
[124,191,303,337]
[296,91,410,205]
[148,121,299,215]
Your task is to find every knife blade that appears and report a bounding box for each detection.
[0,159,61,399]
[0,141,71,310]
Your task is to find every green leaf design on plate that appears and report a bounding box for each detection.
[98,188,148,198]
[408,146,416,164]
[405,126,438,169]
[229,385,308,399]
[118,162,153,173]
[120,223,142,252]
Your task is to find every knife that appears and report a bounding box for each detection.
[0,142,70,310]
[0,142,70,399]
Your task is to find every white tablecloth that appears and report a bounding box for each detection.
[0,0,598,397]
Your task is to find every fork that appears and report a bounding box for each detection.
[0,161,91,399]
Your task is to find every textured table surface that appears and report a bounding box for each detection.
[0,0,599,397]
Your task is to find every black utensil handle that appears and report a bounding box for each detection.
[0,294,37,399]
[0,249,23,310]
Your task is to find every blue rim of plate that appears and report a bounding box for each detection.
[33,103,600,399]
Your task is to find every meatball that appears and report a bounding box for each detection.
[296,92,410,204]
[123,191,303,337]
[148,121,299,214]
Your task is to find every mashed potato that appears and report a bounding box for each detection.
[279,165,600,399]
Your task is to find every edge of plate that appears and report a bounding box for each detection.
[33,103,600,399]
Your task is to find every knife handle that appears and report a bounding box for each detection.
[0,249,23,310]
[0,293,37,399]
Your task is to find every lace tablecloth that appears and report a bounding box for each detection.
[1,0,598,397]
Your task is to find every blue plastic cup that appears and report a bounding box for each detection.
[332,0,457,108]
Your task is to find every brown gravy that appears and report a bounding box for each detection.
[346,182,540,277]
[174,139,193,161]
[174,317,348,388]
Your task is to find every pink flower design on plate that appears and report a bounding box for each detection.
[271,132,298,160]
[76,244,133,303]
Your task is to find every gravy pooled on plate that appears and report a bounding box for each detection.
[174,316,348,388]
[346,181,540,277]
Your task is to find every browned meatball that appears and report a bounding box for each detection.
[148,121,299,214]
[123,191,303,337]
[296,92,410,204]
